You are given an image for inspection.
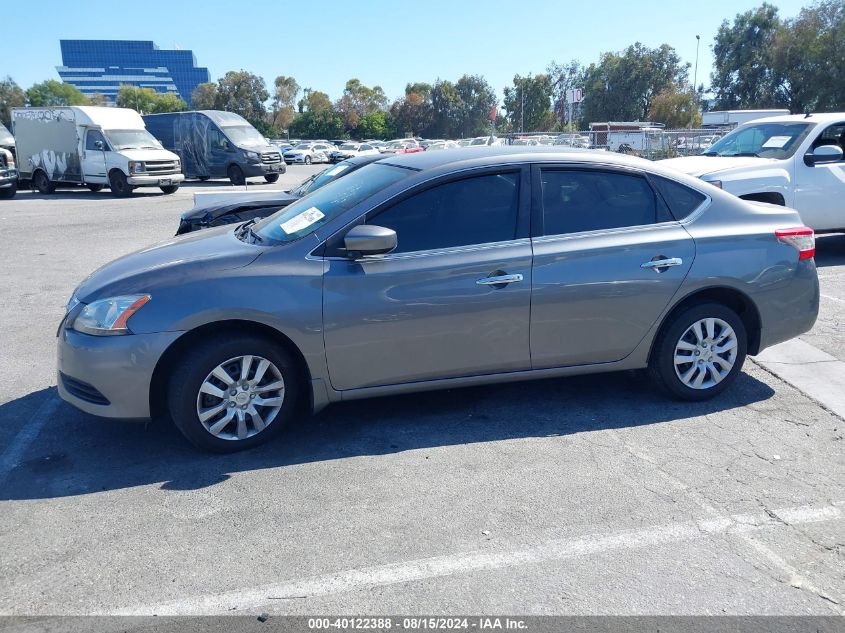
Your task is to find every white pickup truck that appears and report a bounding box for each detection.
[661,112,845,233]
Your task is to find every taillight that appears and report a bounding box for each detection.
[776,227,815,260]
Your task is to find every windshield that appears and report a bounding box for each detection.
[703,122,814,159]
[340,143,358,150]
[386,141,405,149]
[105,129,162,150]
[254,163,412,244]
[0,123,13,146]
[222,125,267,147]
[294,143,312,150]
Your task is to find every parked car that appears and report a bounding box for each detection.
[329,142,380,162]
[382,139,424,154]
[661,112,845,234]
[58,147,819,452]
[284,142,334,164]
[176,153,387,234]
[367,141,388,152]
[143,111,285,185]
[12,106,184,196]
[0,122,17,199]
[424,140,459,151]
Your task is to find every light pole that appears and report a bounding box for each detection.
[693,34,700,94]
[520,85,525,134]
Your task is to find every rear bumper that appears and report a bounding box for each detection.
[57,325,182,419]
[127,173,185,186]
[756,260,820,353]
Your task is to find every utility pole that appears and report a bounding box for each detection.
[520,86,524,134]
[693,34,700,94]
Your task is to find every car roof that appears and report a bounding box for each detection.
[742,112,845,125]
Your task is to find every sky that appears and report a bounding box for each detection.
[0,0,810,104]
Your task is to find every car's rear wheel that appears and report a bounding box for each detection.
[167,334,301,452]
[228,165,245,186]
[86,183,104,192]
[264,173,279,183]
[648,302,747,401]
[304,155,312,165]
[33,170,55,194]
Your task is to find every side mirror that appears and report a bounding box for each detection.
[94,140,104,150]
[343,225,397,258]
[804,144,843,166]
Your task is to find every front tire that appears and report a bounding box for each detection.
[0,182,17,199]
[160,185,179,194]
[304,155,312,165]
[648,302,747,401]
[33,171,55,194]
[228,165,245,186]
[264,173,279,183]
[167,334,301,453]
[109,171,133,197]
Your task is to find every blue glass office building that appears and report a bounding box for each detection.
[57,40,210,105]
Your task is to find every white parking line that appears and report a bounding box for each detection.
[108,501,843,616]
[0,393,60,483]
[821,293,845,304]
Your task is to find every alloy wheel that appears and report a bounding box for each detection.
[195,355,285,440]
[673,317,738,390]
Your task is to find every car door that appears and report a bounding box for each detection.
[793,122,845,231]
[530,165,696,368]
[322,168,532,391]
[81,129,108,184]
[207,126,232,177]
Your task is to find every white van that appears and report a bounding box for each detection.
[12,106,184,197]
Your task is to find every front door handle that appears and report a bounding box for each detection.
[641,257,683,271]
[476,273,524,286]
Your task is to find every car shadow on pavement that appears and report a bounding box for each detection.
[815,233,845,267]
[0,369,775,501]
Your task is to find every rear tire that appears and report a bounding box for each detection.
[0,182,17,199]
[160,185,179,194]
[304,155,312,165]
[109,171,133,197]
[167,334,302,453]
[264,173,279,183]
[86,184,104,192]
[33,171,55,194]
[648,302,747,401]
[228,165,245,186]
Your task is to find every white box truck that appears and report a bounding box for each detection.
[12,106,185,197]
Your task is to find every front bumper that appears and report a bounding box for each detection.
[0,168,18,187]
[241,161,286,177]
[57,324,182,419]
[284,155,306,164]
[127,173,186,187]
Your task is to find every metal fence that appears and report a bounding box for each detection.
[505,128,732,160]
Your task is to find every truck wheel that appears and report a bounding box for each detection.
[264,174,279,183]
[109,171,133,197]
[33,171,56,195]
[160,185,179,194]
[86,184,104,192]
[0,182,17,199]
[304,156,312,165]
[227,165,245,186]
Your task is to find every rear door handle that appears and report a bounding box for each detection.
[641,257,683,270]
[476,273,524,286]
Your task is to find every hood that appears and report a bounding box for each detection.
[181,194,298,222]
[239,143,278,155]
[659,155,777,178]
[119,147,180,162]
[74,227,262,302]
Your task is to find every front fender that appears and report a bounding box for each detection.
[718,167,792,206]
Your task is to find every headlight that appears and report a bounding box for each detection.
[71,295,151,336]
[66,295,80,314]
[128,161,146,174]
[245,151,260,161]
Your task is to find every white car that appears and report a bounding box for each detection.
[661,112,845,233]
[329,142,381,162]
[284,142,334,165]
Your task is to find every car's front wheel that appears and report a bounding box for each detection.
[167,334,301,452]
[304,155,312,165]
[649,302,747,401]
[228,165,245,186]
[160,185,179,194]
[264,173,279,183]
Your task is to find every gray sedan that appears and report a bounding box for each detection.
[57,148,820,452]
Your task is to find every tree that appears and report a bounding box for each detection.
[88,93,109,106]
[430,79,462,138]
[191,82,218,110]
[581,43,689,123]
[272,75,300,131]
[503,73,554,132]
[25,80,88,107]
[711,4,785,109]
[547,59,586,127]
[214,71,269,122]
[357,110,390,139]
[116,85,186,113]
[288,109,344,139]
[335,79,388,131]
[454,74,497,138]
[0,76,25,127]
[647,87,702,128]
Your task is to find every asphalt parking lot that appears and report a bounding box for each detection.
[0,169,843,616]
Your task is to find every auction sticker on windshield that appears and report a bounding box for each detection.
[762,135,793,148]
[325,164,351,177]
[281,207,325,234]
